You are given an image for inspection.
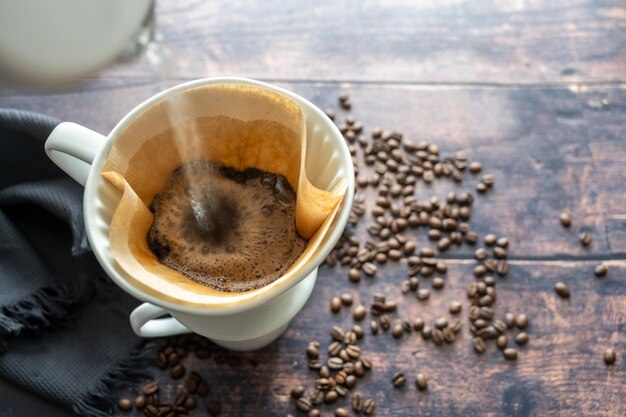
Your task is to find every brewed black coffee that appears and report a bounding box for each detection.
[147,160,307,292]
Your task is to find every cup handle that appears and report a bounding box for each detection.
[130,303,192,338]
[45,122,108,186]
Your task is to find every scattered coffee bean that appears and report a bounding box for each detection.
[503,348,518,361]
[324,391,339,404]
[515,332,529,345]
[496,335,508,350]
[392,372,406,387]
[118,398,132,412]
[504,313,515,329]
[449,301,462,314]
[484,234,497,246]
[417,288,430,300]
[469,161,482,173]
[353,305,367,321]
[340,293,354,306]
[331,326,345,341]
[307,343,320,359]
[473,337,486,354]
[348,268,361,283]
[432,329,444,345]
[207,400,222,415]
[392,323,404,338]
[555,282,570,298]
[580,232,592,246]
[412,317,425,331]
[363,398,376,415]
[604,348,616,365]
[143,382,159,395]
[335,407,349,417]
[362,262,378,276]
[422,325,433,340]
[308,409,321,417]
[291,386,305,399]
[595,264,608,277]
[432,276,445,290]
[515,314,529,329]
[352,324,364,339]
[170,364,185,379]
[331,297,342,313]
[415,373,428,390]
[560,212,572,227]
[370,320,379,334]
[435,317,448,330]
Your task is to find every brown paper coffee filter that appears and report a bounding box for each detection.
[102,84,346,306]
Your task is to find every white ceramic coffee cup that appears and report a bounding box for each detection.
[44,77,354,351]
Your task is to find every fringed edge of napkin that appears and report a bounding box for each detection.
[0,281,79,353]
[73,347,154,417]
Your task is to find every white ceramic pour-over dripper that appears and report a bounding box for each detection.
[45,77,354,351]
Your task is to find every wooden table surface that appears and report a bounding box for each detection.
[1,1,625,416]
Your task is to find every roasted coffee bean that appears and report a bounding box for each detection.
[484,234,497,246]
[175,392,188,407]
[340,293,354,306]
[331,326,345,341]
[503,348,518,361]
[478,295,493,306]
[484,275,496,286]
[435,317,448,330]
[379,314,391,331]
[474,265,487,277]
[345,374,357,388]
[352,324,364,339]
[493,246,507,259]
[312,390,325,405]
[351,393,363,412]
[595,264,608,277]
[417,288,430,300]
[409,277,420,290]
[324,390,339,404]
[515,332,529,345]
[442,327,455,343]
[432,329,444,345]
[370,320,379,335]
[493,320,507,334]
[335,407,349,417]
[185,397,197,411]
[555,282,570,298]
[484,259,498,272]
[290,386,305,400]
[580,232,592,246]
[307,344,320,359]
[320,366,330,378]
[363,399,376,415]
[384,300,398,313]
[308,359,323,370]
[432,276,445,290]
[413,317,425,331]
[496,335,508,350]
[353,305,367,321]
[143,382,159,395]
[346,345,361,359]
[392,372,406,387]
[134,395,146,410]
[473,337,486,354]
[156,351,167,369]
[144,405,158,417]
[197,382,209,397]
[335,385,349,397]
[328,341,342,356]
[504,313,516,329]
[315,378,331,391]
[308,409,321,417]
[362,262,378,276]
[415,373,428,390]
[118,398,132,412]
[474,248,488,261]
[422,325,433,339]
[497,260,509,275]
[559,212,572,227]
[604,348,617,365]
[479,306,494,320]
[170,364,185,379]
[469,161,482,173]
[331,297,342,313]
[207,400,222,415]
[467,283,478,299]
[296,397,312,412]
[348,268,361,283]
[392,323,404,338]
[328,357,344,370]
[451,319,463,334]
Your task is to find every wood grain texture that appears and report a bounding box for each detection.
[0,0,625,416]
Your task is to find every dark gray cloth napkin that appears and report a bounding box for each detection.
[0,109,152,416]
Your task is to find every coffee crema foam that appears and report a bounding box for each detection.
[147,160,307,292]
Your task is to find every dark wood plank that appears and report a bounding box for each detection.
[91,0,626,85]
[2,83,625,258]
[107,261,625,417]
